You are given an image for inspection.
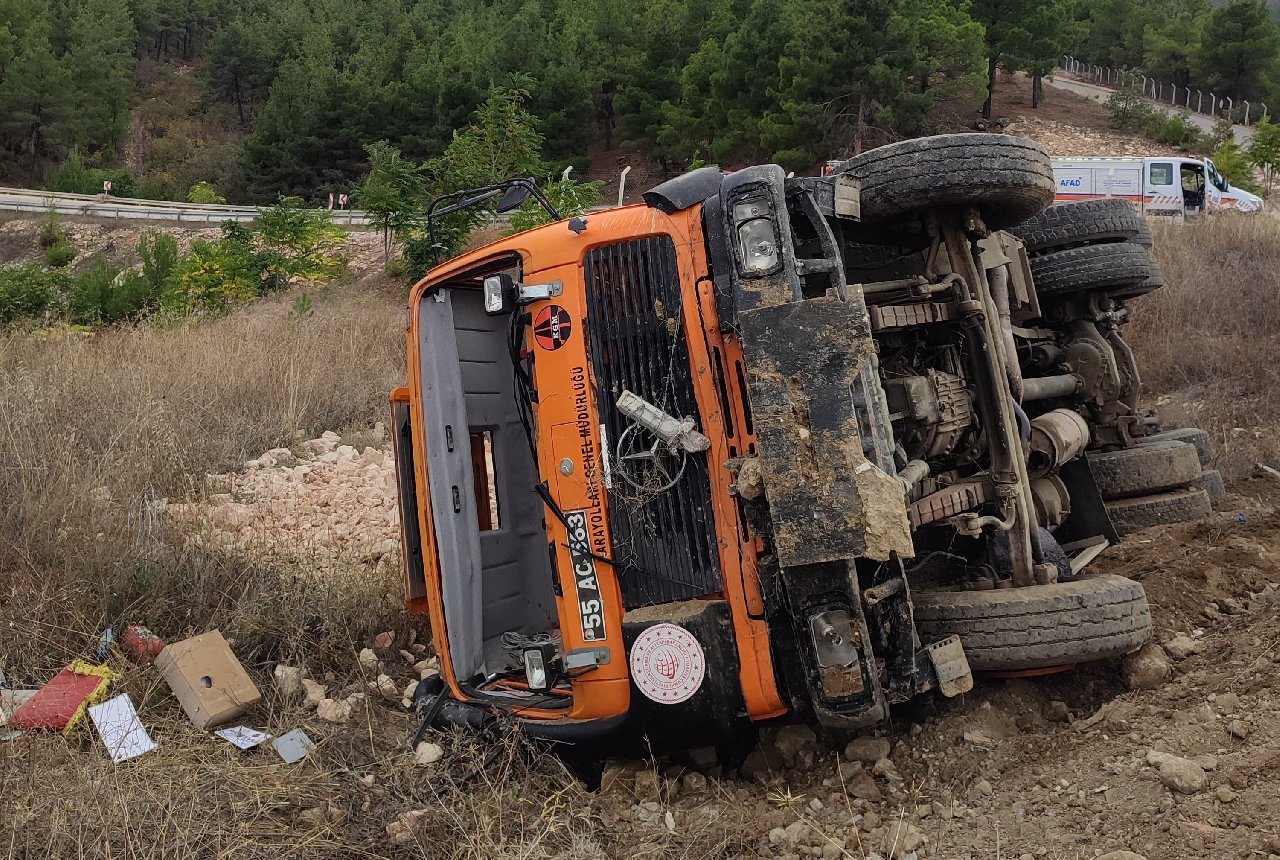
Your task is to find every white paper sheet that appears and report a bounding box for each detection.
[88,694,156,763]
[215,725,271,749]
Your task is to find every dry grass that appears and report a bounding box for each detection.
[0,285,408,679]
[1128,214,1280,477]
[0,268,783,859]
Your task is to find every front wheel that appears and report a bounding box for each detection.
[913,575,1152,671]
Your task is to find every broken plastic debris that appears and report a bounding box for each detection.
[88,694,156,763]
[9,660,117,734]
[215,725,271,749]
[271,728,316,763]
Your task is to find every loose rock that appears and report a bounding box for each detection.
[301,678,327,708]
[884,821,923,858]
[414,741,443,766]
[1044,700,1071,722]
[370,673,398,699]
[1147,750,1207,794]
[358,648,379,670]
[272,664,303,698]
[317,698,353,724]
[1164,635,1201,660]
[845,736,892,763]
[1123,643,1172,690]
[386,809,429,845]
[847,772,883,802]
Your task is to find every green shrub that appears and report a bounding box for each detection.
[187,181,227,205]
[48,149,139,197]
[138,231,178,295]
[37,206,64,249]
[384,255,408,277]
[164,222,266,315]
[1151,113,1206,149]
[255,199,346,287]
[507,177,604,234]
[1210,139,1263,195]
[0,265,61,323]
[45,239,76,268]
[403,213,477,281]
[48,149,95,195]
[1106,84,1160,132]
[68,258,120,325]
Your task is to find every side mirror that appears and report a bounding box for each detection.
[483,273,515,315]
[495,183,532,213]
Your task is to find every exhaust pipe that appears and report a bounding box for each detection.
[1027,409,1090,478]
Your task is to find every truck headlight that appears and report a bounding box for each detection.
[483,274,513,315]
[732,195,781,275]
[522,644,558,692]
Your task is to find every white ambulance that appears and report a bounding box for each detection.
[1051,156,1262,217]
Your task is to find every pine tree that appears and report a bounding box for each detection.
[64,0,137,152]
[1194,0,1280,101]
[0,20,74,164]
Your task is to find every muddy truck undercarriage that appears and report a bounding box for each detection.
[394,134,1211,752]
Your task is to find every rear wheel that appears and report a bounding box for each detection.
[1193,469,1226,500]
[1029,242,1153,298]
[842,133,1054,229]
[1142,427,1215,466]
[913,575,1152,671]
[1012,199,1147,253]
[1087,440,1202,499]
[1105,487,1213,536]
[1109,257,1164,300]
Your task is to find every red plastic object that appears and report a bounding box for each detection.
[9,661,116,733]
[987,664,1075,678]
[122,624,167,663]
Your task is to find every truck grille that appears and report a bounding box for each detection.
[584,237,723,609]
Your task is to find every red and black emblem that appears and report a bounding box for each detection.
[533,305,573,350]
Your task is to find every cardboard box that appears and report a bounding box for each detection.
[155,630,261,729]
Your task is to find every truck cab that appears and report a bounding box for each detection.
[392,137,1156,754]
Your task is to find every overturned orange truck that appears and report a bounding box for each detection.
[390,134,1209,751]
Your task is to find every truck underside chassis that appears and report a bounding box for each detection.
[398,134,1208,751]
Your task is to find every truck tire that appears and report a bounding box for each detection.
[1105,487,1213,536]
[913,575,1152,671]
[843,134,1054,229]
[1143,427,1215,466]
[1131,219,1154,248]
[1029,242,1153,298]
[1109,256,1163,300]
[1086,440,1202,499]
[1192,469,1226,499]
[1011,199,1147,253]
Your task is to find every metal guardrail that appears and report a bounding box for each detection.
[0,187,372,226]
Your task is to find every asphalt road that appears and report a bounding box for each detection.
[1045,76,1255,145]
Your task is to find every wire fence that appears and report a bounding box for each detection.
[1060,56,1269,127]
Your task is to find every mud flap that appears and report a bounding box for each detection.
[1054,456,1121,546]
[924,636,973,697]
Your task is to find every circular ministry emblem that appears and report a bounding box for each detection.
[629,623,706,705]
[533,304,572,350]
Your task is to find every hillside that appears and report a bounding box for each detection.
[6,0,1280,208]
